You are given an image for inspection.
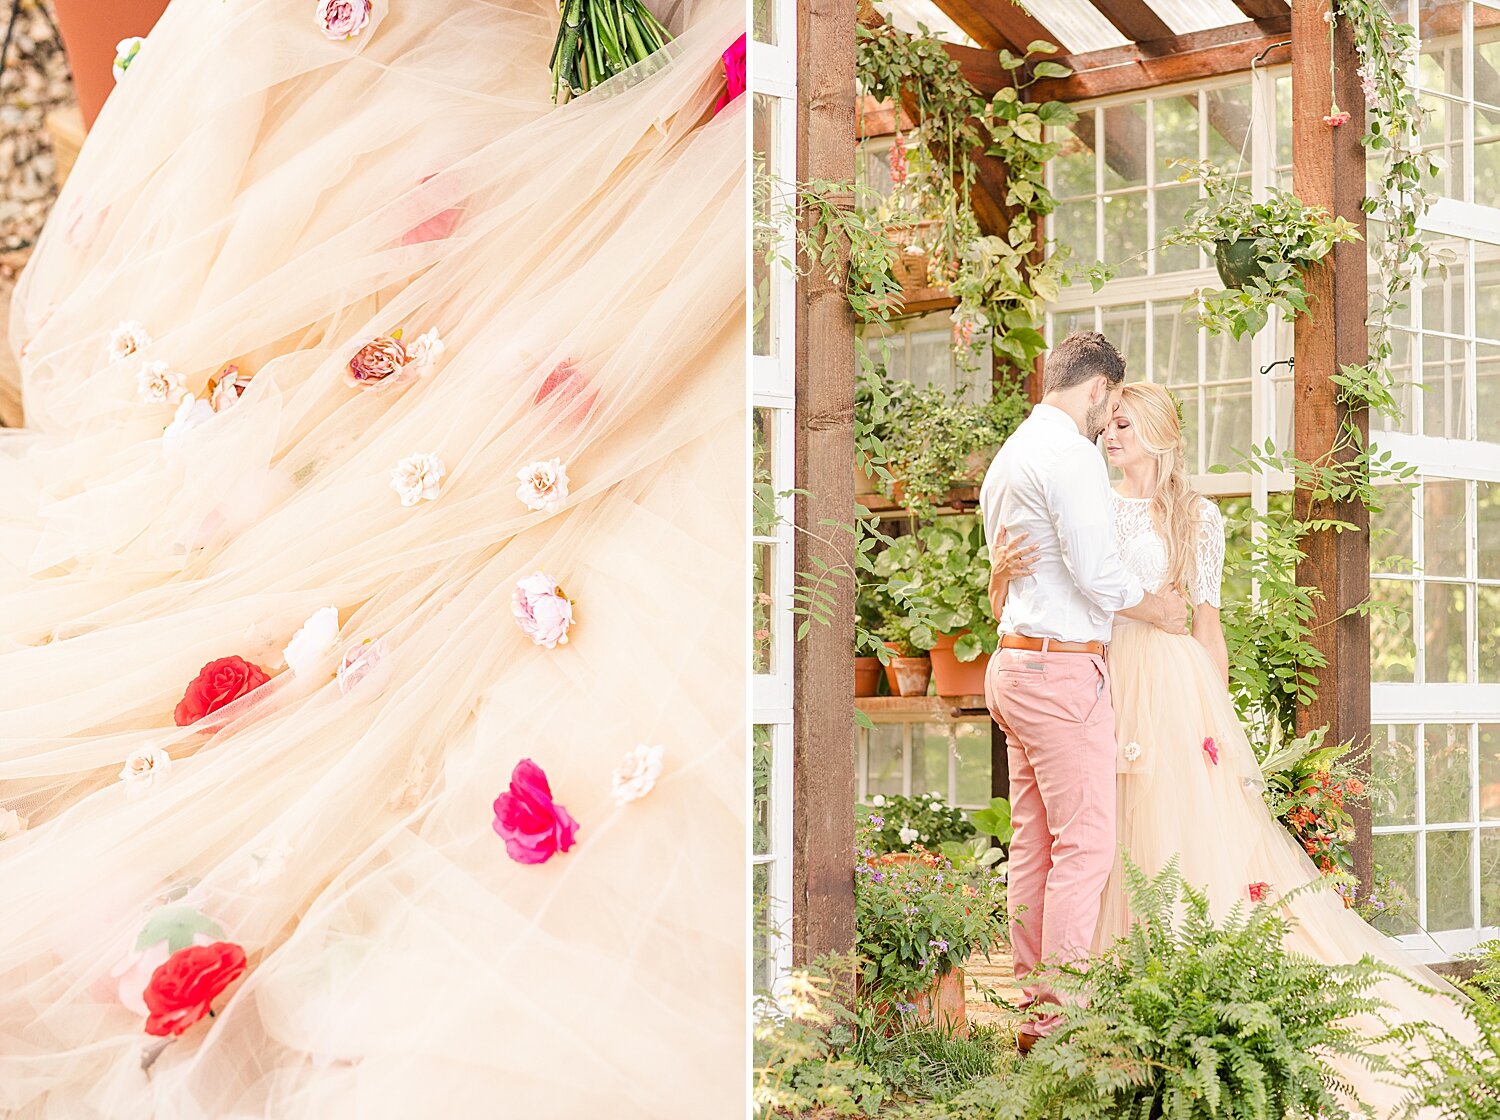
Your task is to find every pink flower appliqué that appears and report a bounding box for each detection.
[1323,109,1351,127]
[512,572,575,648]
[401,173,463,246]
[534,357,597,426]
[492,759,579,864]
[1248,881,1271,903]
[317,0,372,41]
[713,33,746,117]
[1202,736,1220,766]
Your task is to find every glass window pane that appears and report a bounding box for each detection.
[1372,578,1416,683]
[1481,725,1500,822]
[752,0,773,45]
[1153,94,1199,177]
[1478,343,1500,435]
[1421,334,1469,440]
[1050,308,1096,343]
[1051,198,1096,263]
[907,327,954,393]
[911,723,951,808]
[1427,829,1475,932]
[1479,243,1500,339]
[1051,115,1097,199]
[1371,484,1414,575]
[954,722,991,808]
[1380,329,1418,435]
[1274,74,1292,170]
[1423,581,1469,683]
[866,724,905,799]
[1425,723,1473,825]
[753,543,775,674]
[1373,723,1419,827]
[1475,109,1500,203]
[1478,586,1500,681]
[1423,237,1471,337]
[1102,193,1147,278]
[1153,302,1198,387]
[1483,482,1500,579]
[1153,183,1200,273]
[1204,85,1252,169]
[1423,479,1467,577]
[1420,93,1466,200]
[1101,303,1146,379]
[1203,381,1251,470]
[1373,831,1421,936]
[752,94,778,359]
[1483,830,1500,928]
[753,861,774,990]
[753,725,773,855]
[1103,103,1147,190]
[1418,8,1464,96]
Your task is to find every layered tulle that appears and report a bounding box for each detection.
[1097,619,1476,1116]
[0,0,746,1115]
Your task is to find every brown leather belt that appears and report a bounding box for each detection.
[999,633,1106,656]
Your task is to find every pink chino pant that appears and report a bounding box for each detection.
[984,645,1117,1030]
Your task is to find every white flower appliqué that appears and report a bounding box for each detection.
[120,744,172,798]
[390,452,446,506]
[107,320,151,363]
[136,360,185,405]
[611,744,665,806]
[405,328,446,377]
[161,394,216,455]
[515,457,570,512]
[1123,741,1143,763]
[283,606,341,678]
[0,808,27,840]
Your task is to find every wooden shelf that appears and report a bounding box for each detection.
[857,694,989,719]
[856,484,981,519]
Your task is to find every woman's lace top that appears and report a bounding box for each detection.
[1110,491,1225,608]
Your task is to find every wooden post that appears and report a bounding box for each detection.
[792,0,858,966]
[1291,1,1372,893]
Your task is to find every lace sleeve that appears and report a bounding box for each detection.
[1192,498,1225,608]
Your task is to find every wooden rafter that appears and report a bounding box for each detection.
[949,16,1292,104]
[928,0,1027,53]
[1084,0,1173,44]
[974,0,1068,54]
[1229,0,1289,19]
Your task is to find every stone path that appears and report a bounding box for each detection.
[964,943,1025,1028]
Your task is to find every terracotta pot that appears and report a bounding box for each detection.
[53,0,172,130]
[929,632,988,697]
[884,655,931,697]
[914,967,968,1036]
[854,656,883,698]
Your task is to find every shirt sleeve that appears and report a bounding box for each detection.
[1046,444,1145,613]
[1192,497,1226,608]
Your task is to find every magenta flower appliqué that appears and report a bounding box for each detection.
[1202,736,1219,766]
[712,33,746,117]
[1248,881,1271,903]
[492,759,579,864]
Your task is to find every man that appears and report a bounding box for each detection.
[978,331,1188,1050]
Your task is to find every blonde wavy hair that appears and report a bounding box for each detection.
[1117,382,1203,594]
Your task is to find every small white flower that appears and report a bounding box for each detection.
[1322,9,1335,24]
[1123,740,1143,763]
[898,825,919,846]
[920,833,929,842]
[106,320,151,363]
[928,791,942,801]
[390,452,445,506]
[0,807,27,840]
[405,328,446,377]
[120,744,172,798]
[113,36,143,81]
[283,606,340,678]
[515,457,570,512]
[611,744,665,806]
[136,360,185,405]
[161,393,216,454]
[871,794,886,807]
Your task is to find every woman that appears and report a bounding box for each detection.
[989,381,1474,1113]
[0,1,744,1116]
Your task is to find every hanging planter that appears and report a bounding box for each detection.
[1213,237,1265,291]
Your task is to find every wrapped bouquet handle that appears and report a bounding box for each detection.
[549,0,673,104]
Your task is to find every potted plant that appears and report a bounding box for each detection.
[860,792,975,855]
[854,814,1007,1036]
[854,587,887,698]
[1155,159,1361,339]
[877,615,931,698]
[877,518,998,696]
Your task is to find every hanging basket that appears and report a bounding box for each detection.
[1214,238,1265,290]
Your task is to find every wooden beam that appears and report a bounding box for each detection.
[793,0,858,968]
[1084,0,1173,44]
[927,0,1027,53]
[1290,1,1373,897]
[1229,0,1289,19]
[959,0,1068,53]
[950,18,1292,104]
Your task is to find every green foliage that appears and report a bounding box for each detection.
[861,792,976,854]
[1466,938,1500,1004]
[856,25,1082,377]
[1154,159,1362,340]
[973,861,1399,1120]
[874,517,999,661]
[1392,983,1500,1120]
[855,816,1007,1008]
[969,796,1013,847]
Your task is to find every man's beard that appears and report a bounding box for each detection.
[1084,398,1109,442]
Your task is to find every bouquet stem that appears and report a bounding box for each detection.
[550,0,672,103]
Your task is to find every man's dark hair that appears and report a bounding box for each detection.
[1042,330,1126,394]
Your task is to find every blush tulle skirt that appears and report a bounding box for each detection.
[0,0,745,1115]
[1097,618,1476,1116]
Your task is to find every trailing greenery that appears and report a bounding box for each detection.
[857,25,1079,376]
[945,861,1399,1120]
[1154,159,1362,340]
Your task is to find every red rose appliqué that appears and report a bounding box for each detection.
[173,656,270,727]
[143,941,248,1037]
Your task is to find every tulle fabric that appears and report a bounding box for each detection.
[1096,619,1476,1116]
[0,0,746,1115]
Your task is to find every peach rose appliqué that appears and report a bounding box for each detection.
[491,759,579,865]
